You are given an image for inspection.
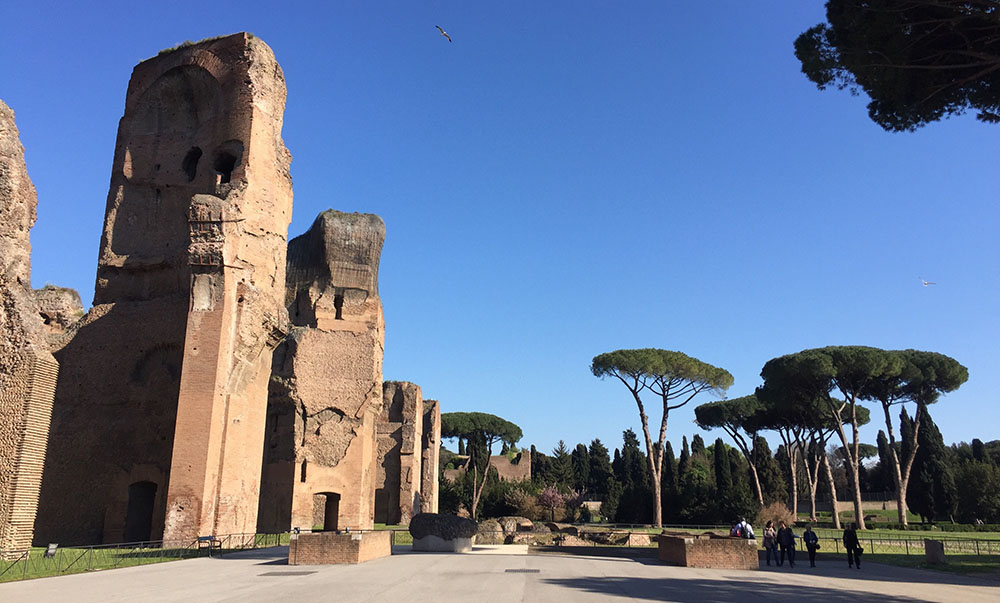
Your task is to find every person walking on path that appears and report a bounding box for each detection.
[776,521,797,568]
[803,525,819,567]
[843,523,863,569]
[762,520,778,566]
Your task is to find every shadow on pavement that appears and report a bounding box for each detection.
[541,576,924,602]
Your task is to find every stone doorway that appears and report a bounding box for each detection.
[123,481,157,543]
[313,492,340,531]
[373,488,389,525]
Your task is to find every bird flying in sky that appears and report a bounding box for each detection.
[920,278,936,286]
[436,25,452,42]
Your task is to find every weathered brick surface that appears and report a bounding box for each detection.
[657,533,759,570]
[0,100,58,555]
[419,400,441,514]
[35,33,292,545]
[288,530,391,565]
[375,382,422,524]
[257,211,384,533]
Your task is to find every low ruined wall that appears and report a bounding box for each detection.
[658,534,758,570]
[288,531,391,565]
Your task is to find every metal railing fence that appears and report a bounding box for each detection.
[0,532,289,583]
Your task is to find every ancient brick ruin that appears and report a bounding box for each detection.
[657,532,759,570]
[34,33,293,545]
[0,100,60,554]
[258,210,385,533]
[420,399,441,515]
[33,286,83,349]
[374,382,445,524]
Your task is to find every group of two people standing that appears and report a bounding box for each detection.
[761,520,864,569]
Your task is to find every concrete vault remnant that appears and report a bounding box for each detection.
[420,400,441,515]
[258,210,385,533]
[375,381,424,525]
[0,99,60,555]
[34,33,293,545]
[33,285,83,349]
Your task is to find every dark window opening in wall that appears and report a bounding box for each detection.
[334,293,344,320]
[182,147,202,182]
[213,151,238,184]
[300,460,308,483]
[316,492,340,531]
[124,481,157,542]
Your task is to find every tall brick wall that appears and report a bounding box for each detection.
[35,33,292,545]
[0,350,58,554]
[258,211,385,534]
[419,400,441,514]
[375,382,422,525]
[0,99,58,554]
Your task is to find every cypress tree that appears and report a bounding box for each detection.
[908,405,958,523]
[588,439,614,498]
[571,443,590,493]
[691,434,706,457]
[551,441,574,488]
[714,438,732,494]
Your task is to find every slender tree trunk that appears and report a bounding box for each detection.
[748,461,764,507]
[727,428,763,506]
[834,414,866,530]
[821,452,841,530]
[778,429,798,516]
[880,403,907,526]
[632,389,663,527]
[803,438,821,522]
[898,404,923,527]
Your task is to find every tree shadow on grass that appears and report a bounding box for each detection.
[540,576,924,602]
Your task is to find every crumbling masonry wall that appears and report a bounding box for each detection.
[34,33,292,545]
[0,100,59,554]
[258,211,384,533]
[420,399,440,514]
[376,381,423,525]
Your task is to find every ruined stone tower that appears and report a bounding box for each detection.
[0,100,59,554]
[420,399,441,514]
[375,381,424,525]
[258,210,385,533]
[34,33,292,545]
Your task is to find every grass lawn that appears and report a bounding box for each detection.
[0,545,199,583]
[858,553,1000,578]
[0,534,290,583]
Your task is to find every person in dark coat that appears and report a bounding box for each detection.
[843,523,862,568]
[802,525,819,567]
[776,521,797,567]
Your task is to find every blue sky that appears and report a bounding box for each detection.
[2,1,997,458]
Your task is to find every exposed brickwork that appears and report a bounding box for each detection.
[657,533,759,570]
[35,33,292,545]
[419,400,441,514]
[258,211,385,533]
[0,350,57,555]
[288,530,391,564]
[375,382,422,524]
[0,100,58,555]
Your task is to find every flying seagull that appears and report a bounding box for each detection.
[436,25,452,42]
[920,278,936,286]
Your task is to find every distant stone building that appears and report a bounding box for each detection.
[34,33,293,545]
[442,452,532,484]
[257,210,385,533]
[0,100,59,554]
